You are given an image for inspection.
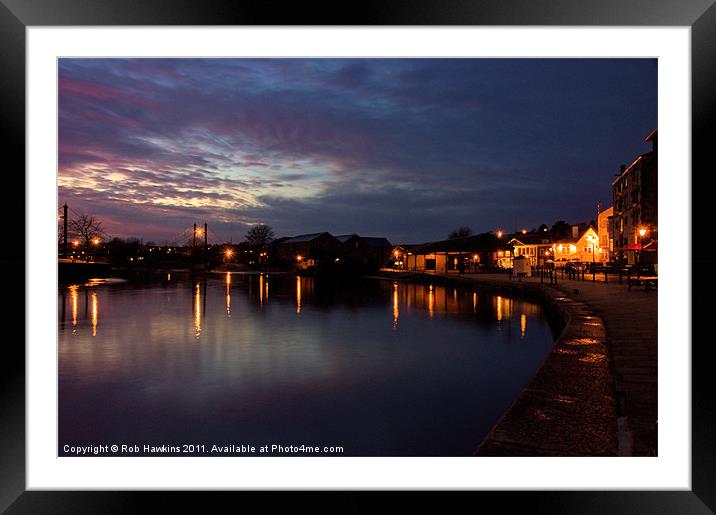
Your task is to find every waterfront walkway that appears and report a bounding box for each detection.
[548,275,658,456]
[439,272,657,456]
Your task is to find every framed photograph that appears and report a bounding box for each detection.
[3,0,713,511]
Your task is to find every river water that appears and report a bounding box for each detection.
[58,272,554,456]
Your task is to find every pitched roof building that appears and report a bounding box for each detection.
[405,232,512,273]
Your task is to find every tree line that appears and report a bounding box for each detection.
[447,220,596,241]
[59,210,277,250]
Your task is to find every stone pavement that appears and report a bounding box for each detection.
[548,276,658,456]
[457,272,658,456]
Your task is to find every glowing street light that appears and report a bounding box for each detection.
[496,230,503,238]
[638,227,648,266]
[91,237,101,245]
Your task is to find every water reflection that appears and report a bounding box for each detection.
[59,275,543,340]
[91,291,98,337]
[259,274,265,306]
[69,285,78,333]
[392,282,399,330]
[296,275,302,315]
[380,282,539,332]
[193,282,201,338]
[59,273,553,456]
[428,285,435,318]
[225,273,231,318]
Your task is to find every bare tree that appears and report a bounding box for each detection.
[245,224,274,248]
[448,226,472,239]
[68,213,106,247]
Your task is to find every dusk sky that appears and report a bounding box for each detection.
[58,58,657,244]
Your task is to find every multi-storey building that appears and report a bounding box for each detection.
[597,206,613,262]
[609,129,658,264]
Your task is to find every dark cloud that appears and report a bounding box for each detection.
[58,58,657,243]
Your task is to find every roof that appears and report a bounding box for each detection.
[412,233,508,254]
[553,225,597,245]
[612,130,657,186]
[280,232,332,244]
[508,233,553,246]
[361,237,391,247]
[598,206,614,217]
[335,234,391,246]
[269,236,290,245]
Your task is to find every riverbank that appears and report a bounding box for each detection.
[58,259,112,283]
[370,271,654,456]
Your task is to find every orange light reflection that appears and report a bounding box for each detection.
[194,282,201,338]
[90,291,98,336]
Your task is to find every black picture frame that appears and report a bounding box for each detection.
[1,1,712,512]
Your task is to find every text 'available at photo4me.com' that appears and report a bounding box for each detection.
[61,443,345,457]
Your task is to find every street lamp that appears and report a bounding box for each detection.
[638,227,647,270]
